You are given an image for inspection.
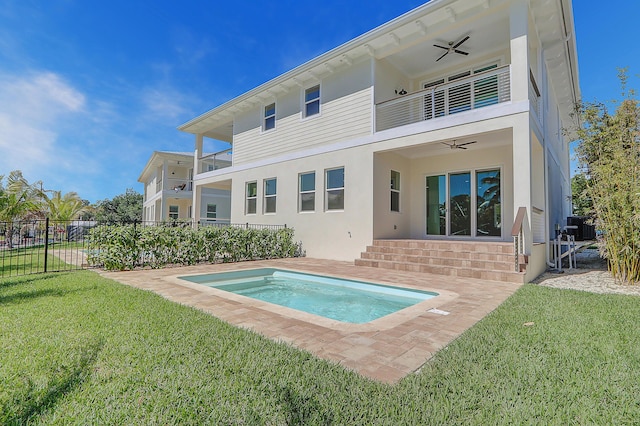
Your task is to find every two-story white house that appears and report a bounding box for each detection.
[138,151,232,223]
[178,0,580,283]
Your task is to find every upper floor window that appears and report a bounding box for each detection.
[304,85,320,117]
[325,167,344,211]
[299,172,315,212]
[391,170,400,212]
[264,103,276,131]
[264,178,277,214]
[246,181,257,215]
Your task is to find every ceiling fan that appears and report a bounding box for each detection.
[433,35,470,62]
[441,140,476,150]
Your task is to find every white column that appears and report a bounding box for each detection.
[160,159,168,220]
[192,134,203,227]
[509,0,529,103]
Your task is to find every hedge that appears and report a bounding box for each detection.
[87,224,297,271]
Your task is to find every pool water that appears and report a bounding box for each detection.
[179,268,436,324]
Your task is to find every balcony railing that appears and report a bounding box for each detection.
[529,70,542,123]
[375,65,511,132]
[199,148,233,174]
[166,177,192,192]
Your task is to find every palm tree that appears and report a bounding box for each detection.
[43,190,86,222]
[0,171,44,248]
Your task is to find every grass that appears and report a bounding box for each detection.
[1,271,639,424]
[0,242,84,277]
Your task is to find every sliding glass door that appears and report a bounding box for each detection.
[426,169,501,238]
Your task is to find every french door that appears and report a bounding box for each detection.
[426,169,501,237]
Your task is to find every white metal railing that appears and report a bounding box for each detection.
[199,148,233,174]
[529,71,542,122]
[166,177,192,192]
[376,65,511,132]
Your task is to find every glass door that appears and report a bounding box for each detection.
[426,169,501,238]
[476,169,501,236]
[426,175,446,235]
[449,172,471,236]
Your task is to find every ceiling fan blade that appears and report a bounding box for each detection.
[457,141,477,147]
[458,146,468,149]
[454,49,469,55]
[441,142,452,147]
[436,51,449,62]
[453,35,470,49]
[433,44,450,50]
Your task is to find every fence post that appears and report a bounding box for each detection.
[44,217,49,273]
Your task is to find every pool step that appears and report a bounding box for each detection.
[355,240,526,284]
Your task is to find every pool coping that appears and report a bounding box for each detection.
[100,258,521,383]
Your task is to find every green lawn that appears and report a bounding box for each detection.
[1,271,639,424]
[0,242,84,277]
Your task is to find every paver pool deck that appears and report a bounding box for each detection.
[101,258,521,383]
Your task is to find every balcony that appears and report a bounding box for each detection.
[375,65,511,132]
[198,148,233,174]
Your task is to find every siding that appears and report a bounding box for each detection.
[233,87,372,165]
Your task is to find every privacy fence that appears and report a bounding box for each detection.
[0,219,296,278]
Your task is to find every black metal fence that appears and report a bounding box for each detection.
[0,218,96,278]
[0,219,288,278]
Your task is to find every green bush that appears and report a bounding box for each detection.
[87,224,296,270]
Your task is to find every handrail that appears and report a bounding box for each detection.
[511,206,527,237]
[376,64,510,107]
[511,206,529,273]
[200,147,232,161]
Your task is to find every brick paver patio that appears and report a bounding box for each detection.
[101,258,520,383]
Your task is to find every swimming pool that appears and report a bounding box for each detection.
[179,268,437,324]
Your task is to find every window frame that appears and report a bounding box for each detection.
[298,171,316,213]
[263,178,277,214]
[304,84,321,118]
[169,205,179,220]
[390,170,400,213]
[245,181,257,215]
[206,203,217,219]
[263,102,276,131]
[325,167,345,211]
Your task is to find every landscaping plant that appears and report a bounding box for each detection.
[574,69,640,284]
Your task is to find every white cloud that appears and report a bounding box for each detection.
[0,71,86,177]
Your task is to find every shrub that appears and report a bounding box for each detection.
[87,224,296,271]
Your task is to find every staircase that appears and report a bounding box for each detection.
[355,239,526,283]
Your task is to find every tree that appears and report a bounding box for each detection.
[0,171,44,248]
[43,190,87,222]
[94,188,143,223]
[570,173,592,216]
[574,68,640,284]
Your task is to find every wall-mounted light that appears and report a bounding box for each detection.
[395,88,407,95]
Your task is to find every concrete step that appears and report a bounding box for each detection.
[355,258,526,284]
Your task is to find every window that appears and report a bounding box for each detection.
[304,85,320,117]
[264,178,277,214]
[325,167,344,211]
[299,172,315,212]
[263,102,275,131]
[390,170,400,212]
[246,181,257,214]
[169,205,179,220]
[206,204,217,219]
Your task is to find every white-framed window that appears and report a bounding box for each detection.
[391,170,400,212]
[299,172,315,212]
[263,102,275,131]
[206,204,217,219]
[246,181,257,215]
[264,178,277,214]
[325,167,344,211]
[169,205,179,220]
[304,84,320,117]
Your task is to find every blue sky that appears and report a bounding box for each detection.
[0,1,637,203]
